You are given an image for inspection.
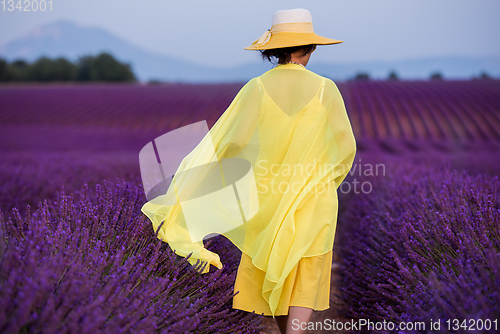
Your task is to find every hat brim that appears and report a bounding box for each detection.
[244,32,342,50]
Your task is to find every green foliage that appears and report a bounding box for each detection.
[147,79,162,85]
[479,71,492,80]
[0,59,29,81]
[26,57,77,82]
[430,71,443,81]
[353,72,370,81]
[388,70,399,81]
[76,53,136,82]
[0,53,136,82]
[0,59,8,81]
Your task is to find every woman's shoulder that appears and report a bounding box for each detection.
[301,70,340,90]
[242,76,262,88]
[310,73,340,92]
[232,77,264,101]
[301,72,340,99]
[320,76,344,103]
[258,68,330,84]
[311,73,337,88]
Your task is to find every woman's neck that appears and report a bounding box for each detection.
[290,54,310,67]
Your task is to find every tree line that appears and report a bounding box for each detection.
[0,52,136,82]
[351,70,494,81]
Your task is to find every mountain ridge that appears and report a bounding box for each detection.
[1,20,499,83]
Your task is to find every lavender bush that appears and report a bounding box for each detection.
[335,159,500,333]
[2,80,500,333]
[0,150,140,218]
[0,179,262,333]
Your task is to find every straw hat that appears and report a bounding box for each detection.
[244,8,342,50]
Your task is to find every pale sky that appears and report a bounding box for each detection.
[0,0,499,67]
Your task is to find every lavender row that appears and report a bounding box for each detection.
[1,80,499,144]
[0,179,261,333]
[0,150,140,218]
[3,147,499,223]
[335,158,500,333]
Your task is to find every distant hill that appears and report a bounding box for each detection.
[1,21,499,83]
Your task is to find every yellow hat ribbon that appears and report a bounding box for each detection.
[253,29,272,47]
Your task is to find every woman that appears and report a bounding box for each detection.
[141,8,356,334]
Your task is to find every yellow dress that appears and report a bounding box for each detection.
[233,250,333,316]
[140,62,357,318]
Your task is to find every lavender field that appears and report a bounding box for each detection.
[1,79,499,333]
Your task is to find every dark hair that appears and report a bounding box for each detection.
[259,44,316,66]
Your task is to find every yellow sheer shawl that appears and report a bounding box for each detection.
[140,63,357,317]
